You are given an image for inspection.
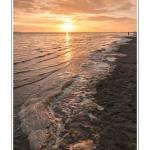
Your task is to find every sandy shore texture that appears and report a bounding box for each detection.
[93,36,137,150]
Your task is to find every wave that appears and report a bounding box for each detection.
[14,46,73,65]
[14,62,73,89]
[14,47,82,75]
[14,59,72,75]
[14,43,88,66]
[18,64,107,149]
[14,52,54,65]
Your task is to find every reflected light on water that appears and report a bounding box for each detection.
[65,32,70,46]
[65,33,71,60]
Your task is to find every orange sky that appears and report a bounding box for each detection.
[13,0,137,32]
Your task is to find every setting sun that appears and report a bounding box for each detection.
[60,23,74,32]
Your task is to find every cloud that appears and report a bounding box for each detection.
[14,0,136,15]
[13,0,137,32]
[86,15,136,23]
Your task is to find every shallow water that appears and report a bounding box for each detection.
[14,32,132,150]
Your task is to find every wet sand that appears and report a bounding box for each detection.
[93,36,137,150]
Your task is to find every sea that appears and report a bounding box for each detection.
[13,32,134,150]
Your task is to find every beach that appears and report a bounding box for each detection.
[93,36,137,149]
[13,33,137,150]
[12,0,137,148]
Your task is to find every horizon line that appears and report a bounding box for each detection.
[13,31,137,33]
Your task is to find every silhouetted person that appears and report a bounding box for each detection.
[128,32,129,36]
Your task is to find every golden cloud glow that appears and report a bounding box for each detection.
[13,0,137,32]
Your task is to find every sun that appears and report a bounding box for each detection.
[60,23,74,32]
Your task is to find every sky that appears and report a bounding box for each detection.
[13,0,137,32]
